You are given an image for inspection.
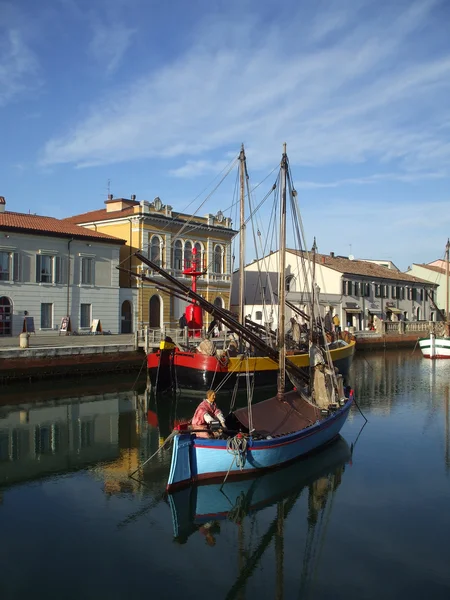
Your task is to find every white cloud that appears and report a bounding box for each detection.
[169,159,231,179]
[88,21,135,74]
[0,30,41,106]
[40,0,450,181]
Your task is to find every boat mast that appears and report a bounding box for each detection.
[277,143,288,399]
[311,237,317,340]
[239,144,246,327]
[446,238,449,336]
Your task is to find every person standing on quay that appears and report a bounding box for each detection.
[333,313,341,338]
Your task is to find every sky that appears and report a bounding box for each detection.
[0,0,449,271]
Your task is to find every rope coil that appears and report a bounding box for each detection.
[226,434,248,469]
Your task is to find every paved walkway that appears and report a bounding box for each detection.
[0,333,137,350]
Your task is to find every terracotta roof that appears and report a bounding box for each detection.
[64,206,136,224]
[411,263,446,276]
[287,249,433,285]
[0,211,125,244]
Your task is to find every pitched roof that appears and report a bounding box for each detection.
[0,211,125,244]
[287,249,433,285]
[64,206,136,223]
[411,263,446,276]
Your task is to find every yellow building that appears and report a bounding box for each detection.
[65,195,236,331]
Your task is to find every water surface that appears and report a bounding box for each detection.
[1,351,450,599]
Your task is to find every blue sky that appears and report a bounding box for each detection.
[1,0,449,270]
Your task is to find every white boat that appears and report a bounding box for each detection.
[419,239,450,359]
[419,333,450,359]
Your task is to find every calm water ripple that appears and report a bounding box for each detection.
[1,351,450,599]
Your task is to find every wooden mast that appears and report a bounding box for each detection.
[446,239,449,337]
[239,144,246,327]
[277,143,288,400]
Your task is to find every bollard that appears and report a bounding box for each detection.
[19,333,30,349]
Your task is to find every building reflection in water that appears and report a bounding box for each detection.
[0,383,168,494]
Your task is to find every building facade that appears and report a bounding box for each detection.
[64,195,236,330]
[0,197,127,336]
[236,250,437,332]
[407,262,448,319]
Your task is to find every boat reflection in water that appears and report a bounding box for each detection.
[168,436,351,598]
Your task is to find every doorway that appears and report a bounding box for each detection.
[121,300,133,333]
[0,297,12,336]
[149,295,161,328]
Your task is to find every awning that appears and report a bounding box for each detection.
[386,306,402,314]
[367,309,382,313]
[345,308,362,313]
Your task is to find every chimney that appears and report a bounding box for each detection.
[131,194,136,201]
[330,252,335,258]
[107,194,113,201]
[0,196,5,213]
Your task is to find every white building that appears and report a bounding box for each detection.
[407,262,448,318]
[0,196,132,336]
[232,249,437,331]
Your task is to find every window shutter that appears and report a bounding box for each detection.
[13,252,20,282]
[36,255,41,282]
[55,256,62,284]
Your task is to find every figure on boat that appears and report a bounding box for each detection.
[191,389,226,437]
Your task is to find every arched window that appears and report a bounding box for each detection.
[173,240,183,271]
[285,275,295,292]
[194,242,203,270]
[184,241,192,269]
[150,236,162,267]
[213,297,223,309]
[214,245,223,274]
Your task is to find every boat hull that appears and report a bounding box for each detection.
[167,395,353,491]
[148,340,356,392]
[419,336,450,359]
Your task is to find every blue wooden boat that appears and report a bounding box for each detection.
[167,387,353,491]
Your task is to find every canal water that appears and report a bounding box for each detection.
[1,350,450,599]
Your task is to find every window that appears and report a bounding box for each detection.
[375,284,381,298]
[255,311,263,320]
[364,283,371,297]
[150,235,162,267]
[80,304,91,328]
[0,251,19,282]
[36,254,62,284]
[81,257,94,285]
[392,286,397,299]
[37,255,52,283]
[213,245,223,274]
[40,303,53,329]
[420,289,424,301]
[286,275,295,292]
[173,240,183,271]
[354,282,360,297]
[184,241,192,269]
[412,288,417,301]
